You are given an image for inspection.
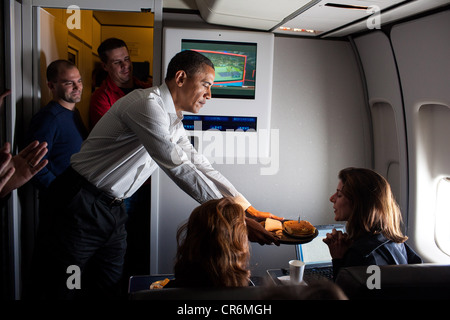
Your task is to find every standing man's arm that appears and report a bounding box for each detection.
[124,100,228,204]
[122,93,282,245]
[176,128,283,245]
[178,131,283,218]
[26,114,57,189]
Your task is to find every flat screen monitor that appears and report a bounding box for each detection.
[181,39,257,99]
[163,27,274,158]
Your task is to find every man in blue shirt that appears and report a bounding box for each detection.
[26,60,87,191]
[25,60,88,299]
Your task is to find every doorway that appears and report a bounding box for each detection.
[2,0,161,299]
[27,6,155,296]
[38,8,154,128]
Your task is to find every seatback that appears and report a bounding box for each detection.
[335,263,450,299]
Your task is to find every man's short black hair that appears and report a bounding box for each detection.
[97,38,128,63]
[46,59,77,82]
[165,50,215,82]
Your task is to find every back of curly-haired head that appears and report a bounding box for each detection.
[174,197,250,287]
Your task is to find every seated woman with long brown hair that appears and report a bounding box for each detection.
[324,167,422,278]
[167,197,251,287]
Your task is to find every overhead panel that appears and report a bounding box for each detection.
[191,0,449,38]
[32,0,155,11]
[325,0,450,38]
[195,0,317,30]
[273,0,405,37]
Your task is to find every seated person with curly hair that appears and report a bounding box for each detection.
[167,197,251,288]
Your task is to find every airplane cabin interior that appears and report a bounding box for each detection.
[1,0,450,302]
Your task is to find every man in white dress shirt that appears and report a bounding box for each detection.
[30,50,282,299]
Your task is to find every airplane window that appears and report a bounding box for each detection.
[435,177,450,256]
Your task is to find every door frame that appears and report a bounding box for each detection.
[4,0,162,299]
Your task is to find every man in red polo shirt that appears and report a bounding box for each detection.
[89,37,152,129]
[89,38,152,294]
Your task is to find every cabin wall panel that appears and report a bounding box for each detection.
[353,31,408,222]
[391,10,450,262]
[354,10,450,263]
[157,13,369,276]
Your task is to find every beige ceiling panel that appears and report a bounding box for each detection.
[195,0,317,30]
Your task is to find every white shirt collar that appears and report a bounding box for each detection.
[159,82,183,119]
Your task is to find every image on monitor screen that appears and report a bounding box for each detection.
[181,39,257,99]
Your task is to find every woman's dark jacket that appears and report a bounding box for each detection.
[332,233,422,279]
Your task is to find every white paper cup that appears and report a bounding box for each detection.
[289,260,305,284]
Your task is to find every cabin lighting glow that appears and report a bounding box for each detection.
[278,26,320,34]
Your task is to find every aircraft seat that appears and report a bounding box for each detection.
[335,263,450,299]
